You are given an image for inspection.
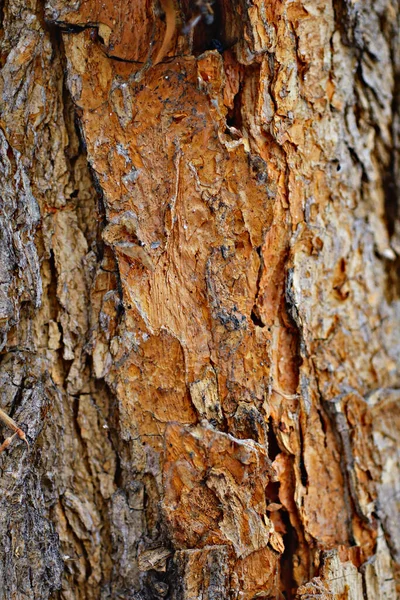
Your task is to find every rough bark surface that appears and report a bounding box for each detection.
[0,0,399,598]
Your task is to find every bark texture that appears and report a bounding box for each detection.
[0,0,399,598]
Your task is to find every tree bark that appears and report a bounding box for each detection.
[0,0,399,598]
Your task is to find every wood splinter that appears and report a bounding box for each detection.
[0,408,29,453]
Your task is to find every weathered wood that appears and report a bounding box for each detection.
[0,0,399,598]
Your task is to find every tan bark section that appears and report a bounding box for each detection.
[56,0,400,593]
[0,0,399,598]
[0,1,116,598]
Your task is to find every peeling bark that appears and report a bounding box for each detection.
[0,0,399,598]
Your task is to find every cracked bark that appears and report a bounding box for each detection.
[0,0,399,598]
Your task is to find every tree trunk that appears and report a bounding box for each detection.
[0,0,399,598]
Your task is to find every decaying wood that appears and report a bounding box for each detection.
[0,0,399,598]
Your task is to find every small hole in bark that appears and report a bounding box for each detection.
[265,480,280,504]
[383,150,398,238]
[267,418,280,461]
[211,38,224,53]
[299,455,308,487]
[226,86,243,131]
[250,306,265,328]
[280,509,299,598]
[188,0,223,55]
[332,160,342,172]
